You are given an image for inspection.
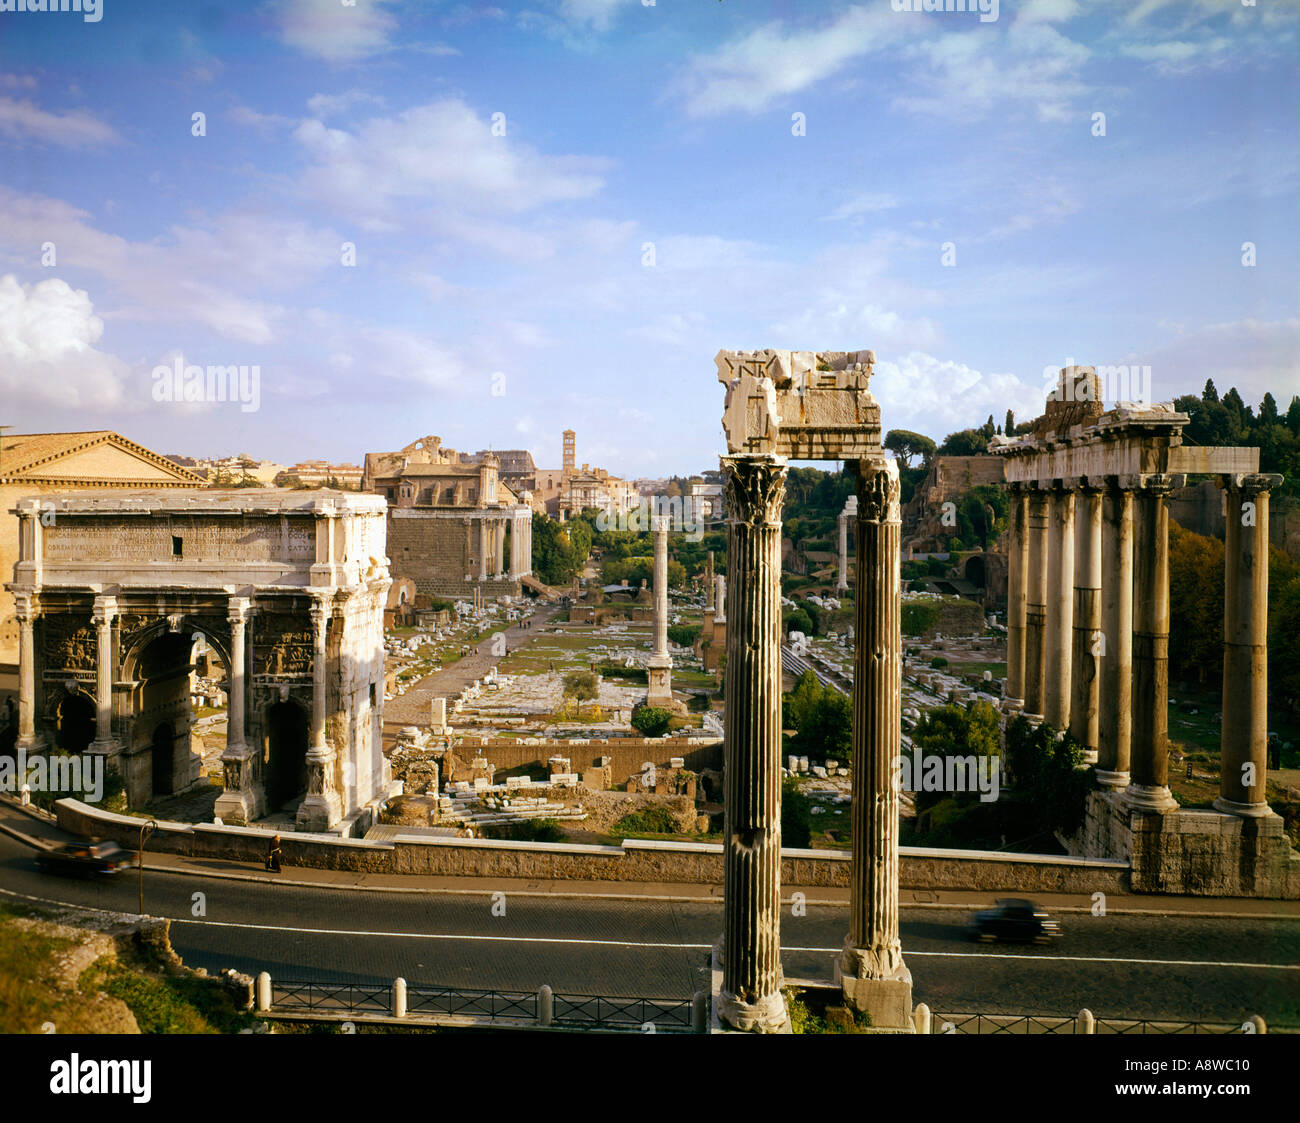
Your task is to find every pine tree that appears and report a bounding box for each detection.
[1203,378,1219,403]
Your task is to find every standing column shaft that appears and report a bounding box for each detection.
[1005,485,1028,709]
[837,456,911,1027]
[837,512,849,592]
[1023,487,1049,718]
[226,598,249,752]
[1216,475,1280,815]
[1097,482,1133,784]
[1070,486,1102,759]
[653,517,669,657]
[15,596,37,749]
[299,595,341,830]
[718,454,787,1033]
[1128,476,1176,811]
[90,595,117,750]
[478,517,488,580]
[1043,486,1075,730]
[496,517,506,577]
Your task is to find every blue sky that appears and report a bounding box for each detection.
[0,0,1297,476]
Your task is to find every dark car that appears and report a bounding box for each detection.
[36,840,139,878]
[968,898,1061,945]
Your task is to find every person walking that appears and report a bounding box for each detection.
[265,833,283,874]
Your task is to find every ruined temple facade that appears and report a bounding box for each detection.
[993,367,1295,898]
[363,436,532,602]
[5,490,393,835]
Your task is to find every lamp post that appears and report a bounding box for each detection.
[138,819,156,915]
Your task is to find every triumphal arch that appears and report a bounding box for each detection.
[6,489,393,835]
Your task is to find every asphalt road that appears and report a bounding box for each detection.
[2,834,1297,1026]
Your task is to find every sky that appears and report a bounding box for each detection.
[0,0,1297,477]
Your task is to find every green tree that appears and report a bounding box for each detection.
[562,670,598,714]
[937,429,989,457]
[631,703,673,738]
[884,429,937,470]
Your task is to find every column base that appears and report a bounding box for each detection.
[296,792,343,832]
[1122,783,1178,813]
[834,951,915,1033]
[1095,769,1129,789]
[716,989,790,1034]
[87,737,120,758]
[1081,749,1099,765]
[1212,796,1272,819]
[214,787,259,825]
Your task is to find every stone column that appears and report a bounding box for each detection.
[216,596,257,824]
[1023,486,1049,719]
[836,457,912,1029]
[1070,483,1102,761]
[646,514,675,709]
[1216,474,1282,816]
[1004,484,1028,711]
[14,594,38,750]
[717,454,788,1033]
[1126,475,1177,812]
[298,594,342,830]
[496,516,506,578]
[1043,485,1075,730]
[1097,479,1134,787]
[715,574,726,620]
[477,516,488,581]
[837,510,849,593]
[89,594,118,754]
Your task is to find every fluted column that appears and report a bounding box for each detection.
[89,595,118,754]
[495,516,506,577]
[1070,483,1102,761]
[1044,484,1075,730]
[1023,486,1049,719]
[477,516,488,580]
[1005,484,1028,711]
[14,594,38,750]
[836,456,912,1029]
[646,514,675,709]
[1216,473,1282,816]
[1126,474,1178,812]
[718,454,788,1033]
[837,511,849,593]
[225,597,250,754]
[298,594,342,830]
[1097,479,1134,786]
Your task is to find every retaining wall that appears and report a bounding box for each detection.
[56,798,1129,893]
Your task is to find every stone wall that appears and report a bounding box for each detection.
[387,510,521,599]
[1063,789,1300,898]
[55,797,1131,892]
[445,736,723,787]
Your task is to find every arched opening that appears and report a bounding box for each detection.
[264,701,309,813]
[964,555,986,588]
[55,694,95,753]
[134,629,200,801]
[151,722,175,796]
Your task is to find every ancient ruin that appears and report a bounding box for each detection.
[714,348,913,1032]
[5,489,394,834]
[993,367,1293,895]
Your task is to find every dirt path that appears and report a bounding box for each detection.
[382,604,563,739]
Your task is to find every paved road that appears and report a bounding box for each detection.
[2,834,1296,1025]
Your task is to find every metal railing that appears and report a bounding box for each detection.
[926,1009,1271,1035]
[261,976,702,1032]
[552,992,693,1031]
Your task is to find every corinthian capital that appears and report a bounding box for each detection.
[722,455,786,529]
[855,457,900,524]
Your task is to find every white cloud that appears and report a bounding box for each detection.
[292,100,610,241]
[0,275,127,409]
[0,96,118,147]
[673,5,903,117]
[873,351,1044,438]
[1142,319,1300,407]
[305,89,386,117]
[827,192,900,221]
[275,0,400,62]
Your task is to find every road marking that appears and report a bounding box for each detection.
[1,886,1295,970]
